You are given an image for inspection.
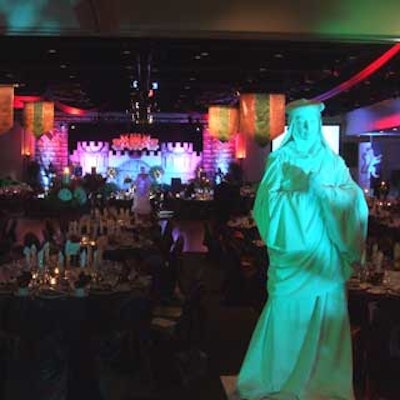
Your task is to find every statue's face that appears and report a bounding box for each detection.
[291,108,321,152]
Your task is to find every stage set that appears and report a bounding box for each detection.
[29,118,239,191]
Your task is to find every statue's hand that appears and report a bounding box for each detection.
[281,163,310,191]
[308,171,326,197]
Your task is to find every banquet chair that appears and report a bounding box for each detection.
[202,222,223,262]
[151,279,206,347]
[153,234,186,306]
[161,220,174,255]
[150,280,208,395]
[90,293,155,400]
[2,218,17,246]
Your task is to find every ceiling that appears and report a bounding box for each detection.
[1,35,400,117]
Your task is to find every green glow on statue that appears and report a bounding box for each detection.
[237,99,368,400]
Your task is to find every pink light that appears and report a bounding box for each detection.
[14,95,42,109]
[368,114,400,131]
[55,101,88,116]
[313,43,400,102]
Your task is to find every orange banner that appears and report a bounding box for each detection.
[208,105,239,142]
[24,101,54,138]
[0,85,14,135]
[240,93,285,146]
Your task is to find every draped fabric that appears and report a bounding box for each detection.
[237,139,368,399]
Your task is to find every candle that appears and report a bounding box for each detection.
[62,167,71,185]
[50,277,57,286]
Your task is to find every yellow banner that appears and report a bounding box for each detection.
[0,85,14,135]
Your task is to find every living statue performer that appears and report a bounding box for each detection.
[236,99,368,400]
[132,166,153,219]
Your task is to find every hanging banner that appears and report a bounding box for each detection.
[239,93,285,146]
[24,101,54,138]
[0,85,14,135]
[208,105,239,142]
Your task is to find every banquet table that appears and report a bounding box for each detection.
[0,275,153,400]
[348,278,400,398]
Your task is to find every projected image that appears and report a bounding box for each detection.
[272,125,340,154]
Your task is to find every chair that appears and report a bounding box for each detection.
[171,234,185,257]
[151,280,206,348]
[202,222,222,261]
[90,294,155,400]
[161,220,174,255]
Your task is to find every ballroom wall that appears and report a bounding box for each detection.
[0,124,24,181]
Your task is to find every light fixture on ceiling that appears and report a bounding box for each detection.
[129,52,158,126]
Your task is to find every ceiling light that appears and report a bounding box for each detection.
[48,49,57,54]
[189,77,196,81]
[259,67,267,72]
[60,64,67,69]
[69,75,75,79]
[194,55,201,60]
[184,85,191,90]
[201,52,209,56]
[122,50,131,55]
[274,53,283,58]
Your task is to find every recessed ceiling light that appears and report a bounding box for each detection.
[69,75,75,79]
[48,49,57,54]
[274,53,283,58]
[189,77,196,81]
[60,64,67,69]
[122,50,131,55]
[259,67,267,72]
[201,52,209,56]
[184,85,191,90]
[194,55,201,60]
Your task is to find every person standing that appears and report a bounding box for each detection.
[236,99,368,400]
[132,166,153,220]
